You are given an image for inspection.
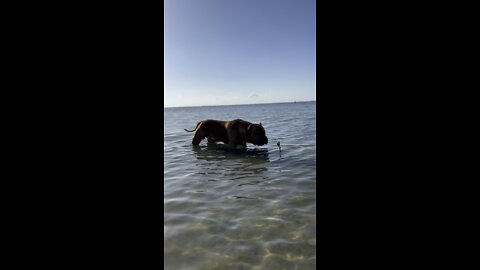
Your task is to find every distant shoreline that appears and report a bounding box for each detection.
[164,100,315,109]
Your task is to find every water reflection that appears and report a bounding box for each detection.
[192,144,270,163]
[191,144,270,181]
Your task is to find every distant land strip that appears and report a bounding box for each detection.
[164,100,316,109]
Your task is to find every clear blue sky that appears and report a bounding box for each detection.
[164,0,316,107]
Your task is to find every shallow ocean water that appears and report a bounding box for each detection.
[164,101,316,269]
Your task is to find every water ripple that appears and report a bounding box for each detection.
[164,102,316,269]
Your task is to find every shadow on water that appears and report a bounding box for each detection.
[192,144,270,162]
[191,144,270,178]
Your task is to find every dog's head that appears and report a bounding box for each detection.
[247,122,268,146]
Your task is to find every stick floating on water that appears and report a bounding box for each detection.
[277,141,281,152]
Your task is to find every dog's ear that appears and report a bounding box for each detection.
[259,122,262,126]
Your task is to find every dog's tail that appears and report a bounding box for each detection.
[184,121,202,132]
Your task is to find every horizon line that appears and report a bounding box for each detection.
[164,100,316,109]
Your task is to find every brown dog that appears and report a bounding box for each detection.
[184,119,268,148]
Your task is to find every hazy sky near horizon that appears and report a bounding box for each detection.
[164,0,316,107]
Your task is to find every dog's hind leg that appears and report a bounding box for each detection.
[192,129,207,145]
[192,134,204,145]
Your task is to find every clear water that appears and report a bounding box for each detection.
[164,101,316,270]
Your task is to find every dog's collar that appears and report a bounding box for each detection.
[246,125,253,139]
